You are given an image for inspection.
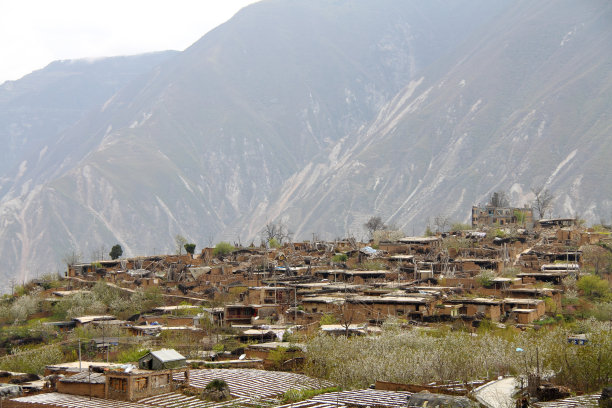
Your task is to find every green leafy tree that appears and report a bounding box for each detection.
[577,274,611,300]
[213,242,235,258]
[184,243,196,256]
[582,245,612,275]
[513,209,526,225]
[109,244,123,260]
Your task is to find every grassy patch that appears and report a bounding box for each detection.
[281,387,340,403]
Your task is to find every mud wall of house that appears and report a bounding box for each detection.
[57,381,105,398]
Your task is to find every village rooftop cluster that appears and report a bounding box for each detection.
[0,201,611,408]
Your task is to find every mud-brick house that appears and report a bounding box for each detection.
[471,205,533,227]
[56,372,106,398]
[346,295,439,322]
[503,298,545,319]
[105,367,188,401]
[398,236,442,253]
[223,304,281,324]
[537,218,576,228]
[444,298,503,321]
[432,304,462,319]
[224,304,257,324]
[72,315,116,327]
[246,286,292,305]
[503,288,562,311]
[510,309,540,324]
[301,296,344,315]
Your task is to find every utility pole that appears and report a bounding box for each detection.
[89,366,92,400]
[78,339,82,372]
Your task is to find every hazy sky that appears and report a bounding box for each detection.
[0,0,258,84]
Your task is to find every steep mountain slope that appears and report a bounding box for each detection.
[0,52,177,188]
[0,0,513,283]
[238,0,612,240]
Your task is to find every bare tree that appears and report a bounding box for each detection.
[175,234,188,255]
[364,216,387,239]
[262,221,292,245]
[490,191,509,207]
[90,245,106,262]
[334,300,356,337]
[433,215,449,234]
[531,185,554,219]
[62,250,82,267]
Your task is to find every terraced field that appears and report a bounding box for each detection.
[533,393,601,408]
[176,369,334,399]
[274,389,412,408]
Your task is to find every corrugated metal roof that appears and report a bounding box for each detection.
[72,315,116,324]
[149,349,185,363]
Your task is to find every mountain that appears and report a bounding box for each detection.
[237,0,612,240]
[1,0,610,285]
[0,52,178,181]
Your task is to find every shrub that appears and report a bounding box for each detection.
[320,314,337,325]
[358,261,387,270]
[116,347,150,363]
[577,274,610,300]
[476,270,495,288]
[205,378,228,391]
[494,229,506,238]
[213,242,235,257]
[0,345,63,375]
[332,253,348,263]
[268,238,281,248]
[52,292,107,320]
[372,230,404,243]
[450,223,472,231]
[513,210,527,224]
[282,387,340,403]
[269,347,289,370]
[443,237,471,249]
[9,295,40,323]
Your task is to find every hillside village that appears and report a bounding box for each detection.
[0,202,611,408]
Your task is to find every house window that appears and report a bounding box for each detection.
[135,377,148,391]
[312,307,317,313]
[152,374,169,388]
[110,377,127,392]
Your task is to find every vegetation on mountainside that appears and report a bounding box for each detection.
[305,319,612,392]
